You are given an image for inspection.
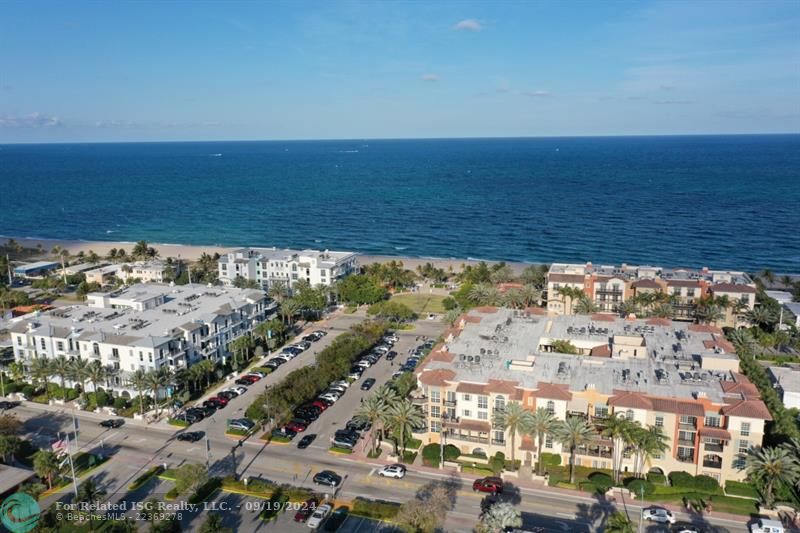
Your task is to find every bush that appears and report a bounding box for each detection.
[647,472,667,485]
[725,480,760,499]
[95,390,111,407]
[588,472,614,492]
[693,475,720,493]
[3,383,19,394]
[21,385,36,398]
[626,478,655,497]
[444,444,460,461]
[188,477,222,504]
[113,397,128,410]
[488,452,506,474]
[669,471,694,488]
[442,297,458,310]
[539,452,562,467]
[165,487,179,500]
[351,498,400,520]
[128,465,164,491]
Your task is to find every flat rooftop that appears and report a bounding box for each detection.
[423,308,742,403]
[221,247,356,266]
[768,365,800,393]
[548,262,753,286]
[9,283,270,348]
[13,261,59,272]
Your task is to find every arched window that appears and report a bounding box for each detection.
[625,409,634,421]
[546,401,555,414]
[494,396,505,411]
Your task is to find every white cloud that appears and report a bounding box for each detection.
[421,73,440,82]
[523,90,552,98]
[0,112,61,128]
[454,19,482,32]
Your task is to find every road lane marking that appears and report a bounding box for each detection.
[556,513,576,519]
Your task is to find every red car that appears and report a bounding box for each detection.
[310,400,329,412]
[293,498,318,522]
[285,420,308,433]
[239,375,259,383]
[210,396,229,406]
[472,477,504,494]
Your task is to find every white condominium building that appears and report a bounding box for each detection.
[217,247,357,290]
[9,283,277,396]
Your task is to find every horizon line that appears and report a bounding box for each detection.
[1,131,799,146]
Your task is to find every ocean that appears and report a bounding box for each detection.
[1,135,798,273]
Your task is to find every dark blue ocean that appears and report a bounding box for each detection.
[1,135,799,273]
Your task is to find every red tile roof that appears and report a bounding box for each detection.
[720,375,760,398]
[721,399,772,420]
[534,382,573,401]
[710,283,756,294]
[646,318,672,326]
[486,379,519,395]
[463,315,483,324]
[458,420,492,432]
[608,391,706,417]
[497,282,524,293]
[589,344,612,357]
[591,313,616,322]
[418,369,456,387]
[631,279,662,289]
[666,280,701,288]
[702,336,736,353]
[525,307,547,315]
[549,273,586,284]
[698,427,732,440]
[456,382,487,394]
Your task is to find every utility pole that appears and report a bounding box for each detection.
[637,483,644,533]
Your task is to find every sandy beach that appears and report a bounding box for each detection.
[1,236,533,273]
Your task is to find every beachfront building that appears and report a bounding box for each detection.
[413,307,770,483]
[84,260,181,285]
[767,365,800,410]
[8,283,276,397]
[217,247,357,290]
[546,263,756,328]
[12,261,59,279]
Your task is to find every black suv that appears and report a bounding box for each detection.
[312,470,342,487]
[100,419,124,429]
[346,418,371,432]
[177,431,204,442]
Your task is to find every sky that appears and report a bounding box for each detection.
[0,0,798,143]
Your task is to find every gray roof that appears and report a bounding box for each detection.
[13,261,58,272]
[768,366,800,393]
[0,465,36,494]
[221,247,356,268]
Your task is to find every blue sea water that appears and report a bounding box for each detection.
[1,135,798,272]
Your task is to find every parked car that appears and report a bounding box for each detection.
[294,410,319,422]
[334,429,359,441]
[285,420,308,433]
[272,354,291,363]
[100,419,124,429]
[374,345,390,353]
[293,498,318,522]
[385,351,397,361]
[302,334,318,343]
[313,330,328,338]
[378,464,406,479]
[310,400,330,411]
[231,386,248,395]
[284,346,303,355]
[360,378,376,391]
[217,391,236,400]
[346,418,371,432]
[235,378,255,386]
[749,519,784,533]
[642,507,676,524]
[348,370,363,380]
[297,341,311,350]
[472,477,504,494]
[327,384,347,394]
[247,371,266,378]
[238,374,259,383]
[318,393,339,403]
[228,418,255,431]
[272,427,297,440]
[672,524,704,533]
[177,431,204,442]
[198,406,216,418]
[423,339,435,348]
[330,380,350,389]
[355,360,371,369]
[384,334,398,343]
[297,434,317,449]
[332,437,355,449]
[312,470,342,488]
[306,503,332,529]
[203,398,227,409]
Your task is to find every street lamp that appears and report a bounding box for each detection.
[439,413,448,469]
[637,482,644,533]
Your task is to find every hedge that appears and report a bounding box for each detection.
[168,418,189,427]
[667,471,721,493]
[539,452,562,467]
[625,478,655,498]
[128,465,164,491]
[588,473,614,493]
[260,493,289,522]
[188,477,222,504]
[329,445,354,454]
[646,472,667,485]
[725,481,760,499]
[351,498,401,520]
[668,471,694,488]
[421,443,459,467]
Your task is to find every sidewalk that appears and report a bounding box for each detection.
[12,398,176,431]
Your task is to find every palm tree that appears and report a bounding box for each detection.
[528,408,557,475]
[479,502,522,532]
[228,336,254,370]
[33,450,60,489]
[195,359,216,388]
[128,369,150,416]
[746,446,800,509]
[385,399,424,457]
[553,416,596,484]
[600,415,636,483]
[50,355,73,400]
[86,360,109,396]
[605,512,634,533]
[106,248,118,263]
[280,298,300,326]
[354,395,391,456]
[68,358,91,401]
[520,284,542,308]
[374,383,400,406]
[29,357,53,400]
[116,249,128,263]
[557,286,584,315]
[759,269,775,286]
[727,328,757,353]
[145,368,170,417]
[503,288,525,309]
[635,425,669,478]
[693,303,724,325]
[573,296,597,315]
[86,250,100,264]
[200,513,232,533]
[132,240,149,261]
[268,281,288,303]
[617,300,638,318]
[469,283,500,306]
[746,306,777,330]
[492,402,534,464]
[651,303,674,319]
[77,477,107,503]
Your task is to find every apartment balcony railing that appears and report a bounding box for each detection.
[679,422,697,430]
[443,400,457,407]
[677,455,695,463]
[678,438,696,447]
[446,433,489,445]
[410,396,428,405]
[490,439,506,446]
[702,460,722,469]
[442,417,461,428]
[704,443,724,453]
[566,446,613,459]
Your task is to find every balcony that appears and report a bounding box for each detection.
[679,422,697,430]
[678,438,696,447]
[446,432,489,445]
[491,439,506,446]
[410,396,428,405]
[568,445,613,459]
[702,460,722,469]
[442,417,461,428]
[704,443,724,453]
[677,454,695,463]
[443,400,457,407]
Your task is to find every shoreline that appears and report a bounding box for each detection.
[2,236,797,277]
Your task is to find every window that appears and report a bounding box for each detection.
[40,338,46,350]
[139,352,143,362]
[679,431,695,442]
[446,391,456,403]
[93,343,100,356]
[546,401,555,414]
[594,406,608,418]
[652,453,662,460]
[545,436,553,449]
[733,457,746,469]
[16,337,21,346]
[740,422,750,437]
[56,341,64,351]
[478,396,488,409]
[494,430,505,443]
[430,421,441,432]
[320,269,326,276]
[430,390,440,403]
[494,396,505,410]
[679,415,695,426]
[705,416,720,428]
[430,406,440,419]
[737,440,749,454]
[462,409,471,418]
[112,348,119,358]
[463,394,471,402]
[625,410,634,421]
[148,354,152,362]
[655,416,664,427]
[527,397,534,406]
[478,411,488,420]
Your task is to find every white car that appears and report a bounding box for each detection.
[384,334,398,343]
[247,371,266,378]
[327,385,347,394]
[318,393,340,403]
[378,464,406,479]
[330,380,350,389]
[278,351,296,360]
[374,345,390,353]
[307,503,332,529]
[750,518,785,533]
[642,507,676,524]
[348,370,362,380]
[231,386,248,395]
[355,360,371,369]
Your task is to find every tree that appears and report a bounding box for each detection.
[232,275,259,289]
[386,399,424,457]
[128,369,150,416]
[492,402,533,464]
[651,303,674,319]
[759,269,775,286]
[228,335,254,370]
[29,357,53,400]
[528,408,557,475]
[354,395,391,456]
[337,274,387,305]
[199,513,232,533]
[489,264,515,284]
[746,446,800,509]
[86,360,109,395]
[469,283,500,306]
[396,484,451,533]
[574,295,598,315]
[693,301,724,324]
[550,339,579,355]
[479,501,522,533]
[600,415,636,483]
[86,250,100,264]
[746,306,778,330]
[635,425,669,478]
[33,450,60,489]
[280,298,300,326]
[728,328,758,353]
[68,358,91,400]
[553,417,596,484]
[605,512,634,533]
[174,463,208,495]
[0,414,22,436]
[145,368,170,417]
[267,280,288,302]
[132,241,150,261]
[0,434,20,463]
[367,300,417,323]
[77,477,106,504]
[557,286,584,315]
[520,265,548,290]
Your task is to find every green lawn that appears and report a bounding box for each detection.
[391,293,448,314]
